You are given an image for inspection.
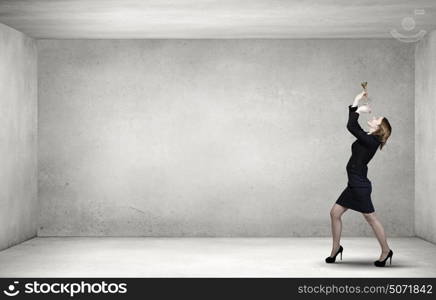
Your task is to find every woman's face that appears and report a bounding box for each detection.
[367,116,383,130]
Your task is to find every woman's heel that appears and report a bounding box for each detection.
[374,250,393,267]
[325,245,343,263]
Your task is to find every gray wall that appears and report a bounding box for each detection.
[415,30,436,244]
[37,39,414,237]
[0,24,37,250]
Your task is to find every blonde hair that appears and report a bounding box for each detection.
[372,117,392,150]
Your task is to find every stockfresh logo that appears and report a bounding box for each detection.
[3,281,20,297]
[390,9,427,42]
[2,281,127,297]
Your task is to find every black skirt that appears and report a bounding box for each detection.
[335,185,375,213]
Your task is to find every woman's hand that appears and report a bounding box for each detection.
[356,104,372,114]
[352,90,368,107]
[354,90,368,103]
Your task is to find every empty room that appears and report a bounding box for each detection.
[1,0,436,286]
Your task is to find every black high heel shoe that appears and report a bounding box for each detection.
[374,250,393,267]
[325,245,343,263]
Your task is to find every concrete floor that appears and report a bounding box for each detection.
[0,237,435,277]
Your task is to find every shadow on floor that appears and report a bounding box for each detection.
[326,260,412,269]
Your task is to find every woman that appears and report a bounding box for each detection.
[326,90,393,267]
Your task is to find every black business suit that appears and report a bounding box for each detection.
[335,105,381,213]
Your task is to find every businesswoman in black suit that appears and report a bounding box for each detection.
[326,90,393,267]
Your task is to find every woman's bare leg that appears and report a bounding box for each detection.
[362,212,391,260]
[329,204,348,256]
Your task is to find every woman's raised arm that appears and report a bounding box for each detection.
[346,106,375,147]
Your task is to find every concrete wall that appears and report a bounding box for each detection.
[415,30,436,244]
[0,24,37,250]
[37,39,414,236]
